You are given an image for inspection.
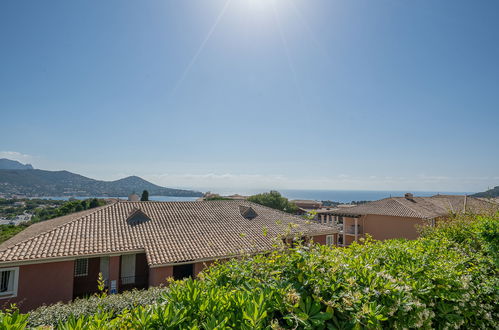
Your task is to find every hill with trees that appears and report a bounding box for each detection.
[473,186,499,198]
[0,168,202,197]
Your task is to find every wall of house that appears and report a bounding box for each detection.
[362,215,426,241]
[0,260,75,312]
[313,234,327,245]
[148,265,173,287]
[311,233,338,245]
[194,260,214,276]
[149,259,229,287]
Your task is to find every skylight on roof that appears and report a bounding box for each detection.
[126,208,151,226]
[239,205,257,220]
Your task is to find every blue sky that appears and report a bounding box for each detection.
[1,0,498,193]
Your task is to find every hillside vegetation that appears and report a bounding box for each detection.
[0,198,65,219]
[0,169,202,197]
[2,213,498,329]
[247,191,299,214]
[473,186,499,198]
[0,199,106,244]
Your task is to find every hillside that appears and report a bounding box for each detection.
[0,158,33,170]
[473,186,499,198]
[0,169,202,197]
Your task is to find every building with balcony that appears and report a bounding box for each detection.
[0,200,337,311]
[329,194,498,246]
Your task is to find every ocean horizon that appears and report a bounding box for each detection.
[34,189,475,204]
[279,189,475,203]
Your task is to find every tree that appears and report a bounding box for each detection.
[247,191,298,214]
[141,190,149,201]
[88,198,100,208]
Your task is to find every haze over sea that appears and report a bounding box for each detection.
[40,189,473,204]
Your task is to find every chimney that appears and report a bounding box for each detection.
[404,193,414,200]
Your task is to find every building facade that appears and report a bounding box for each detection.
[0,201,337,311]
[329,194,497,246]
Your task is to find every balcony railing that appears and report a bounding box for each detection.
[119,275,148,291]
[120,276,136,285]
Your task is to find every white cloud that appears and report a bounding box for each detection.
[0,151,34,164]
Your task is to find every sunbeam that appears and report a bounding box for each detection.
[270,0,304,107]
[170,0,233,96]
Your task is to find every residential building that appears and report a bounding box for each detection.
[128,194,140,202]
[329,193,497,246]
[314,205,357,225]
[292,200,322,210]
[0,200,337,311]
[292,200,324,216]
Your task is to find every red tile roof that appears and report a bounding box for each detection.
[0,200,336,266]
[329,195,498,219]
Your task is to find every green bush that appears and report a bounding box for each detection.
[247,191,299,214]
[27,286,167,327]
[0,224,29,244]
[1,213,498,329]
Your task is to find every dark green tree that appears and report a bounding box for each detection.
[247,191,298,214]
[88,198,100,208]
[141,190,149,201]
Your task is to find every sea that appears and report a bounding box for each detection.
[36,189,474,204]
[34,196,199,202]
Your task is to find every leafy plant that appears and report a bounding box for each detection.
[3,212,497,329]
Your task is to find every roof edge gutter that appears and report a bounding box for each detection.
[0,249,146,268]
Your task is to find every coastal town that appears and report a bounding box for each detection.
[1,0,498,328]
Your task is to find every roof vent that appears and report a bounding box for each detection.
[239,205,257,220]
[126,207,151,226]
[404,193,414,200]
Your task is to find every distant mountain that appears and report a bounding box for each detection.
[0,159,34,170]
[472,186,499,198]
[0,168,203,198]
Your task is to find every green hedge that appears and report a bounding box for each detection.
[2,213,498,329]
[26,286,167,327]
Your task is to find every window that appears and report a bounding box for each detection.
[74,258,88,277]
[120,254,136,285]
[0,267,19,298]
[100,257,109,283]
[326,235,335,246]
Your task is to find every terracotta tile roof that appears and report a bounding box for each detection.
[329,195,498,219]
[0,201,336,266]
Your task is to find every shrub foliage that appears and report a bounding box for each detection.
[3,213,499,329]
